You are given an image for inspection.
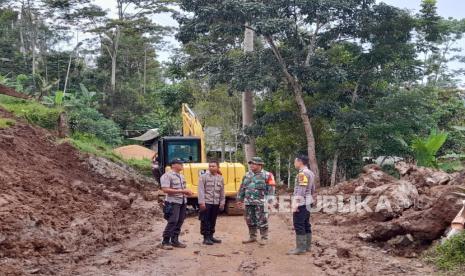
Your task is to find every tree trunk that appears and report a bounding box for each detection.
[276,152,281,186]
[242,90,256,161]
[330,152,339,186]
[111,54,117,94]
[319,161,330,187]
[19,10,26,58]
[63,51,73,96]
[242,26,256,162]
[31,32,36,87]
[221,139,226,162]
[57,111,70,138]
[287,155,292,189]
[264,35,320,187]
[143,45,147,94]
[293,84,320,187]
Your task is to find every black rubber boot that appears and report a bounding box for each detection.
[306,233,312,252]
[203,235,214,245]
[210,235,222,243]
[287,235,307,255]
[171,235,187,248]
[160,237,173,250]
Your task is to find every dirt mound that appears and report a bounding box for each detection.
[323,162,465,256]
[0,109,160,275]
[86,156,156,185]
[320,164,419,222]
[113,145,155,160]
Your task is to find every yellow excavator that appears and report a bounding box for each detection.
[156,104,245,214]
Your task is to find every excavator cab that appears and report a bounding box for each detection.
[157,136,202,174]
[155,104,245,214]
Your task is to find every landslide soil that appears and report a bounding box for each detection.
[0,108,159,275]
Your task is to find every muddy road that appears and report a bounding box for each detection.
[69,212,435,276]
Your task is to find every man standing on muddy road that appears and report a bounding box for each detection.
[237,157,276,245]
[287,155,315,255]
[159,159,193,250]
[198,160,225,245]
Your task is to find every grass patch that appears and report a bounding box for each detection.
[0,94,61,129]
[424,232,465,273]
[0,117,15,129]
[66,132,121,162]
[125,158,152,177]
[65,132,152,176]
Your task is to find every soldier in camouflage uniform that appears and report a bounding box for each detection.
[237,157,275,245]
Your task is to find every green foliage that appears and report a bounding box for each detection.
[124,158,152,177]
[367,88,438,158]
[68,107,122,145]
[0,95,61,129]
[425,232,465,272]
[0,117,15,129]
[411,130,448,168]
[438,152,465,172]
[42,90,65,107]
[78,83,99,108]
[438,160,465,173]
[67,132,120,161]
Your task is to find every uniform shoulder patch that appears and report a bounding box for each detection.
[298,172,308,186]
[266,172,276,186]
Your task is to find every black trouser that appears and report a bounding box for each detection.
[163,202,186,238]
[293,205,311,235]
[152,168,161,182]
[199,204,220,237]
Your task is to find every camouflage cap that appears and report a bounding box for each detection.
[248,157,265,165]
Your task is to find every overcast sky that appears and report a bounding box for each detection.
[92,0,465,82]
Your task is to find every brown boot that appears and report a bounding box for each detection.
[258,228,268,245]
[242,227,257,244]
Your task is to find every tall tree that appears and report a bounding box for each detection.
[416,0,465,85]
[74,0,173,107]
[178,0,409,186]
[242,26,256,161]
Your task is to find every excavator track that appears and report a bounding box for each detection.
[225,198,244,216]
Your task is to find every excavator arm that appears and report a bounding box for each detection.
[182,104,207,162]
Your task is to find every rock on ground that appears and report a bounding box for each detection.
[323,162,465,255]
[86,156,156,187]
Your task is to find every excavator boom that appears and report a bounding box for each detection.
[182,104,207,162]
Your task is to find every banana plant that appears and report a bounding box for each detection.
[41,90,75,108]
[411,130,448,168]
[78,83,99,108]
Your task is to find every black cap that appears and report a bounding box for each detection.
[296,155,309,166]
[170,158,184,166]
